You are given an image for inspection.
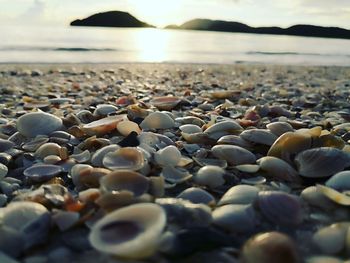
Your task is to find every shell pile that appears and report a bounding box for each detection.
[0,64,350,262]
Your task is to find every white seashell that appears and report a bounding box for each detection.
[218,185,259,206]
[89,203,166,259]
[235,164,260,173]
[179,124,202,134]
[154,145,181,167]
[82,115,126,136]
[0,163,8,180]
[93,104,118,116]
[257,156,299,182]
[204,121,243,140]
[91,144,120,167]
[70,150,91,163]
[17,112,62,138]
[301,186,337,211]
[213,204,256,233]
[161,166,192,184]
[325,171,350,191]
[312,223,350,254]
[217,135,253,149]
[194,165,225,188]
[295,147,350,178]
[140,112,175,130]
[103,147,144,171]
[266,121,294,137]
[240,129,278,146]
[177,187,215,206]
[116,120,141,136]
[317,184,350,206]
[211,145,256,166]
[151,96,181,111]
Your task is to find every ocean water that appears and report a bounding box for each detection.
[1,25,350,65]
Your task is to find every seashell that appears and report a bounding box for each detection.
[257,156,299,182]
[217,135,253,149]
[241,176,267,185]
[17,112,62,138]
[181,132,215,144]
[193,157,227,168]
[295,147,350,178]
[69,150,90,164]
[78,188,100,203]
[154,145,181,167]
[266,121,294,137]
[116,120,141,136]
[240,129,277,146]
[161,166,192,184]
[103,147,144,171]
[235,164,260,173]
[149,176,165,198]
[306,256,343,263]
[209,89,240,99]
[241,232,300,263]
[156,198,212,228]
[71,164,110,190]
[218,185,259,206]
[89,203,166,259]
[140,112,175,130]
[320,134,345,149]
[100,170,149,197]
[204,121,243,140]
[312,222,350,254]
[194,165,225,188]
[43,155,62,164]
[326,171,350,191]
[301,186,337,211]
[127,104,152,120]
[82,115,127,136]
[213,204,256,233]
[0,163,8,180]
[91,144,120,167]
[177,156,193,167]
[317,184,350,206]
[177,187,215,206]
[35,142,61,159]
[76,110,95,124]
[95,191,136,212]
[151,96,181,111]
[179,124,202,134]
[257,191,303,226]
[93,104,118,116]
[175,116,205,126]
[0,138,15,152]
[22,136,50,153]
[52,210,80,231]
[211,145,256,166]
[24,164,63,183]
[138,131,174,150]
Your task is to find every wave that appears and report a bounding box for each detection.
[246,51,350,57]
[0,46,117,52]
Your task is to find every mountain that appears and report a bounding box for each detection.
[167,19,350,40]
[70,11,154,28]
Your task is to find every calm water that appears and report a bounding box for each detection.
[1,25,350,65]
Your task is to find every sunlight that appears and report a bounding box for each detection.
[132,29,171,62]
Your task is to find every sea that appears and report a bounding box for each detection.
[1,25,350,66]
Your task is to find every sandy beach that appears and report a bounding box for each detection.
[1,63,350,263]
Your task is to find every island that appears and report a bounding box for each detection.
[165,18,350,40]
[70,11,154,28]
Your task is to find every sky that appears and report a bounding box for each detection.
[0,0,349,28]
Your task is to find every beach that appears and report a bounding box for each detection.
[1,63,350,263]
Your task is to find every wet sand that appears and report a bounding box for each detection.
[1,63,350,263]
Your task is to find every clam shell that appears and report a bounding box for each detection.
[161,166,192,184]
[82,115,126,136]
[240,129,277,146]
[0,163,8,180]
[217,135,253,149]
[209,89,240,99]
[17,112,62,138]
[295,147,350,178]
[179,124,202,134]
[103,147,144,171]
[177,187,215,206]
[93,104,118,116]
[204,121,243,140]
[71,164,110,189]
[213,204,256,233]
[154,145,181,167]
[151,96,181,111]
[241,232,300,263]
[91,144,120,167]
[317,184,350,206]
[140,112,175,130]
[35,143,61,159]
[257,156,299,182]
[0,138,14,152]
[325,171,350,191]
[116,120,141,136]
[100,170,149,197]
[24,164,63,183]
[257,191,303,226]
[194,165,225,188]
[211,145,256,166]
[89,203,166,259]
[266,121,294,137]
[218,185,259,206]
[301,186,337,211]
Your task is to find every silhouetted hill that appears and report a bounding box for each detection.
[70,11,154,28]
[167,19,350,39]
